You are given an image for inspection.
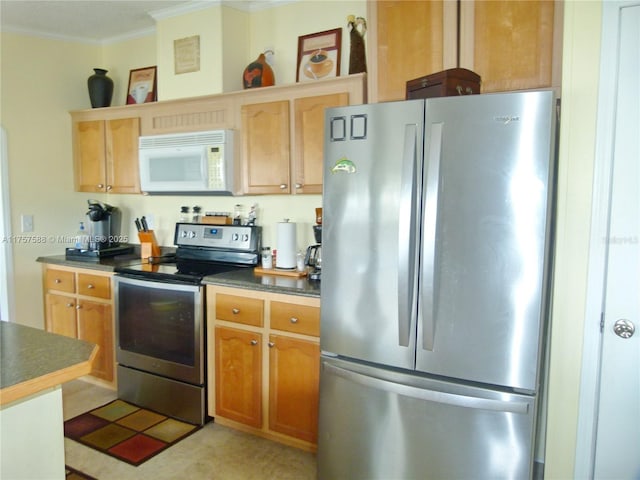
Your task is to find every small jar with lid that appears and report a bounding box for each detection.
[261,247,273,269]
[180,206,190,223]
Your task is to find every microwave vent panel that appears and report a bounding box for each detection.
[139,130,230,149]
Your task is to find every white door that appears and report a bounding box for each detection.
[593,3,640,478]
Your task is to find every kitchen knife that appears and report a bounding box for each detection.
[135,218,142,232]
[141,216,149,232]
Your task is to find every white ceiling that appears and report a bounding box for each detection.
[0,0,280,44]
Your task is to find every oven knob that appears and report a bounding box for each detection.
[242,234,249,242]
[188,230,197,238]
[232,233,239,241]
[180,230,188,238]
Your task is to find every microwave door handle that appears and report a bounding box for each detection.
[201,147,209,187]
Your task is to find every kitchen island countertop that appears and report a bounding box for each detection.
[0,321,97,406]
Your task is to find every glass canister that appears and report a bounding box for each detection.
[261,247,273,269]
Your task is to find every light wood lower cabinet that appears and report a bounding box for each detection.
[42,265,115,387]
[207,285,320,451]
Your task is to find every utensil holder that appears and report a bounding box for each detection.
[138,231,161,259]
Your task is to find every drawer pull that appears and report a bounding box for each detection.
[268,342,275,348]
[55,279,62,284]
[66,302,74,308]
[290,317,299,324]
[232,308,240,314]
[75,305,81,310]
[87,284,94,289]
[250,339,258,346]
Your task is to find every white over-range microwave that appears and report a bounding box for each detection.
[139,129,236,195]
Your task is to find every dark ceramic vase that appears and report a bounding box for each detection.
[87,68,114,108]
[242,53,275,89]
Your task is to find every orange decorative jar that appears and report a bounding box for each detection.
[242,52,275,89]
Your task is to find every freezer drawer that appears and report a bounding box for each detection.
[318,356,537,480]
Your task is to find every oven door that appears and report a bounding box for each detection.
[114,275,204,385]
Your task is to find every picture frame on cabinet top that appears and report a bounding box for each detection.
[297,28,342,83]
[126,66,157,104]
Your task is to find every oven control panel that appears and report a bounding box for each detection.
[174,223,261,252]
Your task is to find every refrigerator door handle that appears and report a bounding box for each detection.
[421,122,443,351]
[324,362,529,414]
[398,124,420,347]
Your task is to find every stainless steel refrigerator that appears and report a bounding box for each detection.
[318,90,557,479]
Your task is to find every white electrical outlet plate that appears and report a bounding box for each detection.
[21,214,34,233]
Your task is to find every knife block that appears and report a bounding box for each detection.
[138,231,161,259]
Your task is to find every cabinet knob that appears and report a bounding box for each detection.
[268,342,275,348]
[279,184,287,190]
[250,339,258,346]
[106,185,113,191]
[290,317,299,324]
[55,278,62,284]
[75,304,81,310]
[232,308,240,314]
[66,302,74,308]
[97,184,104,189]
[295,183,302,189]
[87,284,94,289]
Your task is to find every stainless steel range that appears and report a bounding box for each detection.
[114,223,261,425]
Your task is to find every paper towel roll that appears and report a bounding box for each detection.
[276,220,297,269]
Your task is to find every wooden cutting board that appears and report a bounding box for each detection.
[254,267,308,278]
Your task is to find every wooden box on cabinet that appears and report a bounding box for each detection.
[406,68,481,100]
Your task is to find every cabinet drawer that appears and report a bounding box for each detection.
[45,269,75,293]
[77,273,111,299]
[271,301,320,337]
[216,294,264,327]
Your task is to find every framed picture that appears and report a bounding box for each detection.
[296,28,342,82]
[126,66,157,104]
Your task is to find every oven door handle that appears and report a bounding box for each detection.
[114,273,202,291]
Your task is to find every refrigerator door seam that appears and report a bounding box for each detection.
[324,361,530,414]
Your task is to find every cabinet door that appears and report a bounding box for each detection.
[105,118,140,193]
[268,334,319,443]
[241,100,290,194]
[375,0,446,102]
[293,93,348,194]
[45,293,77,338]
[77,300,113,381]
[73,120,106,192]
[461,0,555,92]
[215,326,262,428]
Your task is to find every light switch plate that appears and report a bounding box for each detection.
[21,214,33,233]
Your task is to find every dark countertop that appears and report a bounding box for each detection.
[37,254,321,298]
[0,322,97,405]
[36,253,143,272]
[203,268,321,298]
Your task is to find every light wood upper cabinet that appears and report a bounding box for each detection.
[369,0,561,101]
[241,100,291,194]
[73,117,140,194]
[293,93,349,194]
[460,0,558,93]
[373,0,448,102]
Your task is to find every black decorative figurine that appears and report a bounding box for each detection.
[348,15,367,74]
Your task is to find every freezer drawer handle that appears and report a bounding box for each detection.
[324,362,529,414]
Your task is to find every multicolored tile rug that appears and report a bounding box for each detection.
[64,400,200,466]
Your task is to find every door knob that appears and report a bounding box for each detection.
[613,319,635,339]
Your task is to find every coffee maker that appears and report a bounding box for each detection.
[66,200,132,259]
[86,200,122,250]
[305,208,322,280]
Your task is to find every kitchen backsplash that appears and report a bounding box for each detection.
[93,193,322,252]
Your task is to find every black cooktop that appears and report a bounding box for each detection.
[115,260,250,285]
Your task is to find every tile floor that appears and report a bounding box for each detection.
[62,379,317,480]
